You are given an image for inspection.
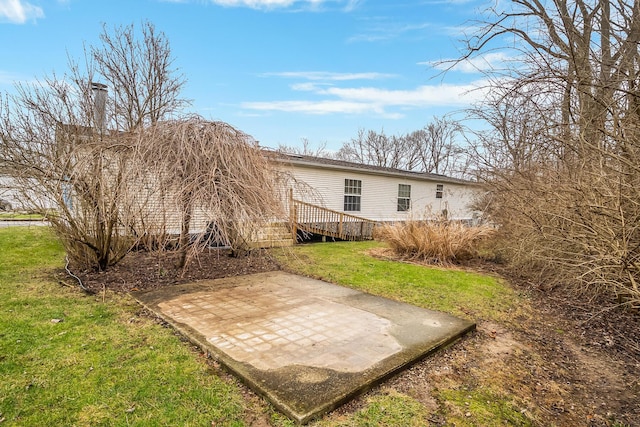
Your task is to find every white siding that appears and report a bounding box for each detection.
[0,176,55,211]
[0,176,21,209]
[282,163,478,222]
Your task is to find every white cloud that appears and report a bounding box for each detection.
[243,99,380,115]
[212,0,295,6]
[0,70,19,84]
[0,0,44,24]
[321,83,487,106]
[426,52,518,73]
[206,0,355,10]
[442,23,482,37]
[241,78,489,117]
[262,71,396,81]
[290,82,327,91]
[267,71,396,93]
[347,19,431,43]
[343,0,362,12]
[424,0,477,4]
[0,70,34,86]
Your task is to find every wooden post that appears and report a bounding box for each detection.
[338,213,344,240]
[292,205,298,242]
[289,189,297,242]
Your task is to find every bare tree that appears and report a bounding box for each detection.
[0,75,141,270]
[131,116,287,268]
[0,22,188,271]
[336,128,414,170]
[462,0,640,308]
[91,21,188,131]
[407,117,468,176]
[467,85,561,177]
[277,138,331,158]
[336,120,471,178]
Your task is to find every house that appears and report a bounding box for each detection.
[1,133,481,247]
[270,152,481,242]
[0,175,55,212]
[0,176,17,211]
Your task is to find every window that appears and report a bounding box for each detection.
[436,184,444,199]
[397,184,411,212]
[344,179,361,211]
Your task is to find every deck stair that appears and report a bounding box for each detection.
[250,222,294,248]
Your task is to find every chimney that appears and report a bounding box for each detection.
[91,82,108,134]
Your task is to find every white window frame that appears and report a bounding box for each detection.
[344,179,362,211]
[397,184,411,212]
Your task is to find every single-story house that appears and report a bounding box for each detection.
[269,152,482,243]
[272,152,480,222]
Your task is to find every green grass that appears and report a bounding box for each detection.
[269,390,430,427]
[436,388,533,426]
[0,227,248,426]
[1,230,535,426]
[278,241,522,322]
[328,390,430,427]
[0,213,45,220]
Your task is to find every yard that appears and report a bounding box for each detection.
[0,226,637,426]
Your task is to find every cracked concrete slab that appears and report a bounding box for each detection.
[132,271,475,424]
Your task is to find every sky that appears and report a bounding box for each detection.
[0,0,496,152]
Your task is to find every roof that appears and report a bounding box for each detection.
[267,150,475,185]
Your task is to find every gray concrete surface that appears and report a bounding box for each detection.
[0,220,48,228]
[132,271,475,424]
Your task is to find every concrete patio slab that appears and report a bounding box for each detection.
[132,271,475,424]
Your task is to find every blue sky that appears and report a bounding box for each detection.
[0,0,494,151]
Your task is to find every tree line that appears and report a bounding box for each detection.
[279,116,473,180]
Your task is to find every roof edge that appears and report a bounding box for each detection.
[265,149,477,185]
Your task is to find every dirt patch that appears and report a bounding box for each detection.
[64,248,280,294]
[365,249,640,426]
[373,316,638,426]
[476,321,529,363]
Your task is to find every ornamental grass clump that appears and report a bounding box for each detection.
[377,218,494,265]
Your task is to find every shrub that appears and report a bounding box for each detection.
[376,218,494,264]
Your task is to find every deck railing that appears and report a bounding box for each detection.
[289,192,377,241]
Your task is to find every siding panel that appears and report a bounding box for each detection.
[281,163,477,222]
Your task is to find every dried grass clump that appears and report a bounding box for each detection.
[376,218,494,264]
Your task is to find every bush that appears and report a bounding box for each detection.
[376,218,494,264]
[481,168,640,310]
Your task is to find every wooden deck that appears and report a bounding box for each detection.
[289,195,377,241]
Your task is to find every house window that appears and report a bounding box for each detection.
[344,179,361,211]
[436,184,444,199]
[397,184,411,212]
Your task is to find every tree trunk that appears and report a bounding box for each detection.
[177,199,192,269]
